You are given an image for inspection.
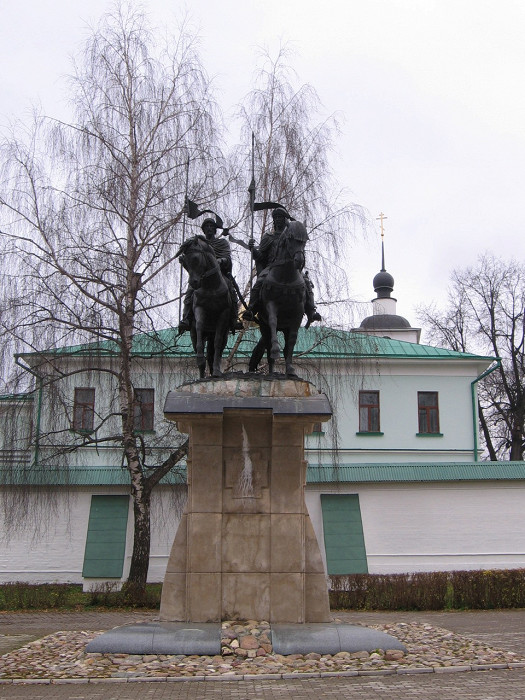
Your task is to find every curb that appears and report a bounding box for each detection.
[1,662,524,684]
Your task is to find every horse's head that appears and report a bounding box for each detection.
[275,221,308,269]
[293,248,306,270]
[176,234,207,258]
[286,221,308,243]
[176,235,219,280]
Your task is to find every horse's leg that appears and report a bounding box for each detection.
[249,336,267,372]
[194,307,206,378]
[206,335,215,376]
[266,300,280,361]
[284,323,300,377]
[211,309,229,377]
[262,326,275,374]
[283,329,291,375]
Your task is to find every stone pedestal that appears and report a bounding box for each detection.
[160,376,332,623]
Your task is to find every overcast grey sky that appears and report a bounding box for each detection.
[2,0,524,337]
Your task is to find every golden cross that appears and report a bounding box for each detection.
[376,212,387,240]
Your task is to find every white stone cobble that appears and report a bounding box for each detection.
[1,620,524,683]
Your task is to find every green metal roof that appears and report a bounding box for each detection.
[0,393,34,402]
[19,327,494,363]
[307,462,525,483]
[292,329,493,361]
[0,465,186,486]
[2,462,525,486]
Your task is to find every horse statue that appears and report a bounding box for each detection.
[176,235,233,378]
[248,220,308,377]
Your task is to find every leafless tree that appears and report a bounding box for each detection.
[0,24,371,591]
[0,5,227,593]
[419,254,525,461]
[214,48,370,465]
[225,47,369,330]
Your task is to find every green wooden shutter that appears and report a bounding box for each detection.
[321,494,368,574]
[82,495,129,578]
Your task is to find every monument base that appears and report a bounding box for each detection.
[160,375,332,623]
[86,621,406,656]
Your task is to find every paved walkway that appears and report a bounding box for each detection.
[2,609,525,698]
[1,669,525,699]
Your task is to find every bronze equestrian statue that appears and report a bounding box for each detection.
[176,220,239,378]
[243,208,321,376]
[178,218,240,336]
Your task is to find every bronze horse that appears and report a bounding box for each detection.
[248,221,307,377]
[176,236,232,378]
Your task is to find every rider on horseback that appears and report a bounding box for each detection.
[178,218,242,334]
[242,207,322,328]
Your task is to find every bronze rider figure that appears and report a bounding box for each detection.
[242,207,321,328]
[178,218,241,334]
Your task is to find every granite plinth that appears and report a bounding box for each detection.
[85,622,220,655]
[161,376,332,624]
[271,624,406,655]
[163,375,332,417]
[86,622,406,656]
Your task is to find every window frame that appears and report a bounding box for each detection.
[358,390,381,433]
[417,391,440,434]
[133,388,155,432]
[72,387,95,433]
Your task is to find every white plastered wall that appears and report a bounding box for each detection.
[0,485,184,585]
[305,360,485,464]
[305,481,525,574]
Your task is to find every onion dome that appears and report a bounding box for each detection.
[372,269,395,298]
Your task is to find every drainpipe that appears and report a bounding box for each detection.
[15,355,43,467]
[471,359,501,462]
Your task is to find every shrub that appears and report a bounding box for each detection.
[87,581,162,608]
[329,569,525,610]
[0,583,84,610]
[0,581,162,610]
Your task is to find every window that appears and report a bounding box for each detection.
[418,391,440,434]
[359,391,380,432]
[134,388,154,431]
[73,388,95,432]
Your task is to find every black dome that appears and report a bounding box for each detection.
[373,270,394,298]
[360,313,411,330]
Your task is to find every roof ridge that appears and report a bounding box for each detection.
[16,326,495,362]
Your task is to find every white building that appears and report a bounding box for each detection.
[2,255,525,586]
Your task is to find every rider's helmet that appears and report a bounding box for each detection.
[201,217,218,232]
[272,207,290,220]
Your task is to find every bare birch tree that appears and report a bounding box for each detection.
[227,47,368,328]
[0,26,370,590]
[218,48,369,463]
[0,5,226,593]
[419,254,525,461]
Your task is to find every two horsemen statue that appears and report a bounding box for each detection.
[176,206,321,377]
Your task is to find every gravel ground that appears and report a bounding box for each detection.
[2,618,525,682]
